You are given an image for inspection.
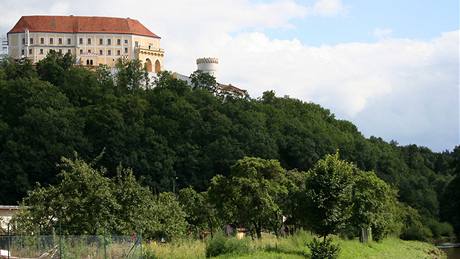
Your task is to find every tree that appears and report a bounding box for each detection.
[13,156,118,235]
[303,153,354,238]
[189,70,217,93]
[12,156,187,240]
[146,192,187,241]
[208,157,289,238]
[115,58,150,90]
[440,175,460,237]
[350,170,399,241]
[36,50,74,86]
[178,187,221,237]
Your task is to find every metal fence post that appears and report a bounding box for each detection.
[104,233,107,259]
[140,232,143,259]
[59,222,63,259]
[7,223,10,259]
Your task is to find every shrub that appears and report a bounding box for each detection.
[400,224,433,241]
[307,237,340,259]
[427,219,454,238]
[205,232,251,257]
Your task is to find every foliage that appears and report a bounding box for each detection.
[398,205,433,241]
[0,53,457,240]
[303,153,355,237]
[350,170,400,241]
[307,237,340,259]
[208,157,289,238]
[178,187,221,237]
[440,173,460,237]
[205,232,251,257]
[12,156,186,240]
[190,70,217,93]
[115,58,150,90]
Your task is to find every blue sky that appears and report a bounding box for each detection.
[0,0,458,151]
[259,0,459,45]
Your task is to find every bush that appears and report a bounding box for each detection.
[427,219,454,238]
[307,237,340,259]
[205,232,251,257]
[400,224,433,241]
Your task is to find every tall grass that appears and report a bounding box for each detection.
[142,231,445,259]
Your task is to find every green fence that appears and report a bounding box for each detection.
[0,234,142,258]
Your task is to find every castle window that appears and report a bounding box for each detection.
[67,49,71,54]
[87,38,91,45]
[117,39,121,45]
[21,49,24,55]
[79,38,83,44]
[22,38,25,44]
[117,50,121,55]
[107,50,111,55]
[30,38,34,44]
[40,38,44,44]
[58,38,62,45]
[124,39,128,44]
[99,38,103,45]
[49,38,54,44]
[80,49,83,54]
[124,47,128,53]
[107,39,112,45]
[29,49,32,55]
[99,50,103,55]
[86,60,89,65]
[135,41,139,47]
[67,38,71,45]
[58,49,62,54]
[88,49,91,53]
[90,60,93,66]
[40,49,44,54]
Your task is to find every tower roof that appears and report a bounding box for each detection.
[8,15,160,38]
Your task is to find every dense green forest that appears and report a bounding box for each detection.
[0,52,459,241]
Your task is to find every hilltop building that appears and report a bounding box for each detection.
[7,15,164,72]
[173,57,248,98]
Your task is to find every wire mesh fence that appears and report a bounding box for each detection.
[0,234,142,258]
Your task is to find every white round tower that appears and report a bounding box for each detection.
[196,57,219,78]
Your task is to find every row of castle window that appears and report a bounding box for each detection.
[22,48,128,56]
[23,37,129,46]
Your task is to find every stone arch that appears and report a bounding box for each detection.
[154,60,161,73]
[145,58,153,72]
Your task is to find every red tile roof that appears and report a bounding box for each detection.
[8,15,160,38]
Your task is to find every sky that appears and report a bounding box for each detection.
[0,0,458,152]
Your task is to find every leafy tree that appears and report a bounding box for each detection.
[13,156,118,235]
[115,58,150,90]
[12,156,187,240]
[36,50,74,86]
[440,174,460,237]
[208,157,289,238]
[303,153,354,238]
[350,170,399,241]
[146,192,187,240]
[190,70,217,93]
[178,187,222,238]
[0,57,37,80]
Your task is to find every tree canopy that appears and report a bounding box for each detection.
[0,53,458,240]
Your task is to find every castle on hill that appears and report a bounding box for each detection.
[7,15,164,72]
[6,15,246,97]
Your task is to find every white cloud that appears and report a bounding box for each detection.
[373,28,393,40]
[0,0,458,151]
[311,0,346,16]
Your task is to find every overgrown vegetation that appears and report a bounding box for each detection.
[0,52,458,247]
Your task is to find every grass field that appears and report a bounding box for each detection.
[143,231,446,259]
